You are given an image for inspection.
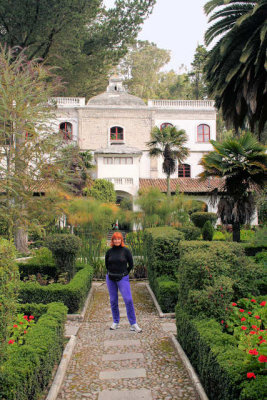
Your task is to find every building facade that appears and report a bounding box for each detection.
[52,76,218,212]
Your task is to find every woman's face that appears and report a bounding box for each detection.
[113,237,122,246]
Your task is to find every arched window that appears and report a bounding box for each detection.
[59,122,73,140]
[178,164,191,177]
[197,124,210,142]
[110,126,123,141]
[160,122,173,130]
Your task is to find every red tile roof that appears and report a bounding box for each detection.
[139,178,224,193]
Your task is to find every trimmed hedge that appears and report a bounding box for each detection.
[0,302,67,400]
[243,244,267,257]
[175,305,267,400]
[143,227,184,291]
[19,263,93,313]
[154,276,178,313]
[17,303,49,320]
[175,224,201,240]
[191,211,217,228]
[18,263,57,279]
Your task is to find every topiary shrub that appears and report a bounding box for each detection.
[0,239,20,361]
[45,234,81,280]
[154,276,178,312]
[191,212,217,228]
[202,220,214,241]
[176,224,201,240]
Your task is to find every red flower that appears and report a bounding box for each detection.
[251,299,256,303]
[241,326,247,330]
[249,349,258,356]
[241,317,246,322]
[250,331,256,335]
[239,309,244,313]
[13,324,18,328]
[221,320,224,324]
[259,340,266,344]
[260,301,266,306]
[255,315,260,319]
[248,311,252,315]
[259,336,263,340]
[225,324,228,328]
[232,302,237,306]
[29,315,34,320]
[247,372,256,379]
[19,322,23,325]
[24,330,27,334]
[8,339,15,344]
[258,355,267,363]
[23,316,28,320]
[221,294,224,298]
[251,325,259,330]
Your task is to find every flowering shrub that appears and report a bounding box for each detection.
[222,297,267,381]
[7,313,35,346]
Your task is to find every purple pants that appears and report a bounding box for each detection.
[106,274,136,325]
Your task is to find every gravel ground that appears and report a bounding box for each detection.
[57,281,199,400]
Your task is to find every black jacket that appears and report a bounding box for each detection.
[105,246,134,275]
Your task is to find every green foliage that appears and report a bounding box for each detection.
[45,234,81,280]
[178,241,265,318]
[87,179,116,203]
[175,305,267,400]
[188,44,208,100]
[213,230,227,241]
[240,229,255,242]
[0,302,67,400]
[176,224,201,240]
[28,247,55,267]
[202,220,214,241]
[191,212,217,228]
[18,264,93,313]
[0,239,20,361]
[154,276,178,313]
[143,227,184,292]
[17,303,49,320]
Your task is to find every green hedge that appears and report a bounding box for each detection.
[17,303,49,320]
[154,276,178,313]
[178,241,265,318]
[0,302,67,400]
[19,263,93,313]
[191,211,217,228]
[243,244,267,257]
[175,224,201,240]
[18,263,57,279]
[143,227,184,291]
[175,305,267,400]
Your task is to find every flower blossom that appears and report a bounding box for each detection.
[241,326,247,330]
[248,349,258,356]
[239,309,245,313]
[241,317,246,322]
[258,355,267,363]
[260,301,266,306]
[8,339,15,344]
[247,372,256,379]
[251,299,256,303]
[232,302,237,306]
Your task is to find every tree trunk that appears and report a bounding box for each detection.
[232,222,240,242]
[14,226,29,253]
[167,175,171,197]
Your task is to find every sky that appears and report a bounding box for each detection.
[103,0,209,71]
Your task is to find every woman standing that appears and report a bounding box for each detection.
[105,231,142,333]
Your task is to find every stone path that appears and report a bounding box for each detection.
[58,282,199,400]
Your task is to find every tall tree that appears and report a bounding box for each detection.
[204,0,267,139]
[156,68,193,99]
[147,126,189,196]
[0,0,156,98]
[199,132,267,241]
[189,44,208,99]
[0,46,68,252]
[120,40,171,100]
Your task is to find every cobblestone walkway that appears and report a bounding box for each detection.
[58,281,199,400]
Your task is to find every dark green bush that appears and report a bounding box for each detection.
[176,224,201,240]
[202,220,214,241]
[19,263,93,313]
[243,244,267,256]
[0,302,67,400]
[175,305,267,400]
[17,303,49,320]
[154,276,178,313]
[178,241,265,318]
[191,211,217,228]
[143,227,184,291]
[45,234,81,280]
[0,239,20,361]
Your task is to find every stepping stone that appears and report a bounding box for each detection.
[105,321,129,327]
[64,324,80,337]
[99,368,146,379]
[102,352,144,361]
[104,339,141,348]
[98,389,152,399]
[105,328,135,336]
[161,322,177,333]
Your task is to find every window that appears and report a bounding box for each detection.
[110,126,123,141]
[160,122,173,130]
[197,124,210,142]
[60,122,73,140]
[178,164,191,177]
[104,157,113,164]
[109,157,133,165]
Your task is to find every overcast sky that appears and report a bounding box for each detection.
[103,0,209,71]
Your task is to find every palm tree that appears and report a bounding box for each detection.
[147,126,189,196]
[204,0,267,140]
[199,132,266,241]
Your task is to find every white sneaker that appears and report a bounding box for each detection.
[110,322,120,330]
[130,323,142,333]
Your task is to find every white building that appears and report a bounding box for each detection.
[52,76,219,213]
